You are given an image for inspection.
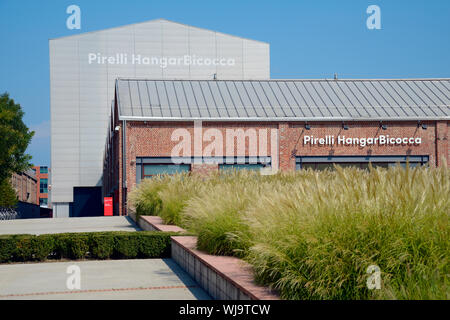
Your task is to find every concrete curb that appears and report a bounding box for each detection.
[130,214,279,300]
[139,216,186,233]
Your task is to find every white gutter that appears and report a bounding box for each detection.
[118,116,450,122]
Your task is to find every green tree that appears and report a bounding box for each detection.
[0,93,34,207]
[0,178,17,208]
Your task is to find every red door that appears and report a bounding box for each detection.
[104,197,113,216]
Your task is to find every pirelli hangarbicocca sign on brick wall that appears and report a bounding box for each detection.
[303,135,423,147]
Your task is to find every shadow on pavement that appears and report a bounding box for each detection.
[161,258,212,300]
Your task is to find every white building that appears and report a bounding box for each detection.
[49,18,270,217]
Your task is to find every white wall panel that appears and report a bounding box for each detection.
[243,39,270,79]
[188,27,217,80]
[216,33,244,80]
[134,21,164,78]
[161,20,190,79]
[50,37,80,203]
[50,19,270,205]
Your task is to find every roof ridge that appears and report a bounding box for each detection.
[49,18,268,44]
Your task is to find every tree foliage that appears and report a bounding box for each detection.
[0,92,34,182]
[0,178,17,208]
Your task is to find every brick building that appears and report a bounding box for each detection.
[10,169,38,205]
[103,78,450,216]
[32,166,51,208]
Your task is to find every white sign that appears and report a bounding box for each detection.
[88,53,236,69]
[304,135,422,147]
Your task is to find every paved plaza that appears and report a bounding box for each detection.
[0,259,210,300]
[0,216,140,235]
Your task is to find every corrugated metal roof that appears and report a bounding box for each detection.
[116,79,450,121]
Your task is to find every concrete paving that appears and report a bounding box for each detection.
[0,259,210,300]
[0,216,140,235]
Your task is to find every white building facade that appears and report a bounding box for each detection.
[49,19,270,217]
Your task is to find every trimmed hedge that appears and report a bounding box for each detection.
[0,231,174,263]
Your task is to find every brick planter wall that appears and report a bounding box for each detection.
[172,236,279,300]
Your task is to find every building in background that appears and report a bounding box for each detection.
[32,166,51,208]
[10,169,42,218]
[50,18,270,218]
[11,169,38,205]
[104,78,449,215]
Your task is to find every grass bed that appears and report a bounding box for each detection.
[128,165,449,300]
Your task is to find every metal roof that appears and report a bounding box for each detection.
[116,78,450,121]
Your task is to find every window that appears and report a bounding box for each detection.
[39,198,48,206]
[40,167,48,174]
[40,178,48,193]
[136,157,192,184]
[296,156,429,171]
[142,164,190,179]
[136,157,271,184]
[302,162,388,170]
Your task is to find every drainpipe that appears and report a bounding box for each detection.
[122,120,127,215]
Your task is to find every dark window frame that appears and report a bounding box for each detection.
[136,156,272,184]
[40,178,48,193]
[141,163,191,179]
[296,155,429,170]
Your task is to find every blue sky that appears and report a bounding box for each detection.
[0,0,449,166]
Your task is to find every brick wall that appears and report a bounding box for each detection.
[33,166,49,207]
[191,163,219,175]
[124,121,277,193]
[435,121,449,167]
[10,172,38,205]
[103,119,449,215]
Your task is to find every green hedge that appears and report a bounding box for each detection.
[0,231,174,263]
